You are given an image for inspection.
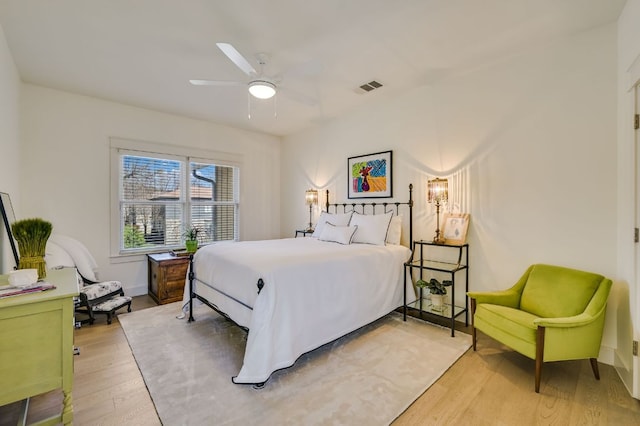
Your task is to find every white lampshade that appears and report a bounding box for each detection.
[248,81,276,99]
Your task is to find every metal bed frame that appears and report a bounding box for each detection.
[185,183,414,384]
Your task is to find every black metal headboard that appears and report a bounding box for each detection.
[324,183,413,248]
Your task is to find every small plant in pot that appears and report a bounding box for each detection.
[11,218,53,279]
[415,278,452,311]
[182,225,201,253]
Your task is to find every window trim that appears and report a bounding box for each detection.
[109,137,242,258]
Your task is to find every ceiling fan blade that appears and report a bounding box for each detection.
[189,79,244,87]
[216,42,257,76]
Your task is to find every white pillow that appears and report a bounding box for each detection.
[45,241,75,269]
[312,212,353,238]
[48,234,99,281]
[318,223,358,245]
[350,211,393,246]
[386,215,403,245]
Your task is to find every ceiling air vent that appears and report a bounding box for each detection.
[357,80,383,93]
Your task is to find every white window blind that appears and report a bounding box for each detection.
[116,149,239,253]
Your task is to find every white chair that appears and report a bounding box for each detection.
[46,234,131,325]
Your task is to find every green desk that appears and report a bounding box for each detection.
[0,268,79,425]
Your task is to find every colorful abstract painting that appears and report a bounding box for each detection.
[347,151,392,198]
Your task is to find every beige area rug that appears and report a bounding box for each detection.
[119,302,471,425]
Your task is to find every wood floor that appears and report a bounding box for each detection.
[4,296,640,425]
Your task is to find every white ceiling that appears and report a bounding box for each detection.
[0,0,626,137]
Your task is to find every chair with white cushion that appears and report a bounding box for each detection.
[46,234,131,325]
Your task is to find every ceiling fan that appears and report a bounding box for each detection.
[190,42,315,104]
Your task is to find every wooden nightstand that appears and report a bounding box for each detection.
[147,253,190,304]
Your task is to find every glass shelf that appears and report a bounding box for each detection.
[406,297,466,319]
[405,259,467,273]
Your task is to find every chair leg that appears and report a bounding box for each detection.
[87,306,96,325]
[590,358,600,380]
[471,298,477,351]
[535,326,545,393]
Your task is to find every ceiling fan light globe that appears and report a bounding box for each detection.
[248,81,276,99]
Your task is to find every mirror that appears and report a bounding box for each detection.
[0,192,19,270]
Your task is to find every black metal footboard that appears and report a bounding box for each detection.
[187,253,263,333]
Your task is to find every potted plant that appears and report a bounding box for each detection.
[183,225,201,253]
[416,278,452,311]
[11,218,53,279]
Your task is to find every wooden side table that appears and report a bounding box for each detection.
[147,253,190,304]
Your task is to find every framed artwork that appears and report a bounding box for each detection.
[347,150,392,199]
[442,213,470,245]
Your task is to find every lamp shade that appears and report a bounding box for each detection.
[305,189,318,205]
[427,178,448,204]
[248,80,276,99]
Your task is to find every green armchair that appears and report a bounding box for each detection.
[467,264,612,393]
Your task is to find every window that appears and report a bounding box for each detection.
[113,144,239,255]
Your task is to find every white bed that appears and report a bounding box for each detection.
[183,186,414,385]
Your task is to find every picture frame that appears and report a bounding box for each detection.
[441,213,470,245]
[0,192,19,269]
[347,150,392,199]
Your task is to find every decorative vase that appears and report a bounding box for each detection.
[430,294,446,311]
[11,218,53,280]
[185,239,198,253]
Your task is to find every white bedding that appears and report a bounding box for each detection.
[182,237,412,384]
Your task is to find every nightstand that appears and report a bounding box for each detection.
[147,252,190,304]
[403,241,469,336]
[295,229,314,237]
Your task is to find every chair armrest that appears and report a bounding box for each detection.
[534,312,597,328]
[467,290,521,308]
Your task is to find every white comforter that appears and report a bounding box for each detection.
[183,237,412,384]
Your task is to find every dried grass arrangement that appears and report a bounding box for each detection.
[11,218,53,279]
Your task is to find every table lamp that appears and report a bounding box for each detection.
[427,178,448,244]
[305,189,318,232]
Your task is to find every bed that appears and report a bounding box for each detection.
[183,184,414,386]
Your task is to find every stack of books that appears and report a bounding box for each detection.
[0,282,56,298]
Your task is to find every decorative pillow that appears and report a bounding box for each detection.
[318,223,358,245]
[312,212,353,238]
[350,211,393,245]
[386,215,403,245]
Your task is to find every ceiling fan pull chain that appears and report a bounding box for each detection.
[247,91,251,120]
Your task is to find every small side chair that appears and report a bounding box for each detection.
[467,264,612,393]
[46,234,131,325]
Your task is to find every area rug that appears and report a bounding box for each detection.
[119,303,471,425]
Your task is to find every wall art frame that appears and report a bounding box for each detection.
[441,213,470,245]
[347,150,392,199]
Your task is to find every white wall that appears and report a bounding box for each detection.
[0,24,21,273]
[19,85,281,295]
[282,24,619,359]
[616,0,640,399]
